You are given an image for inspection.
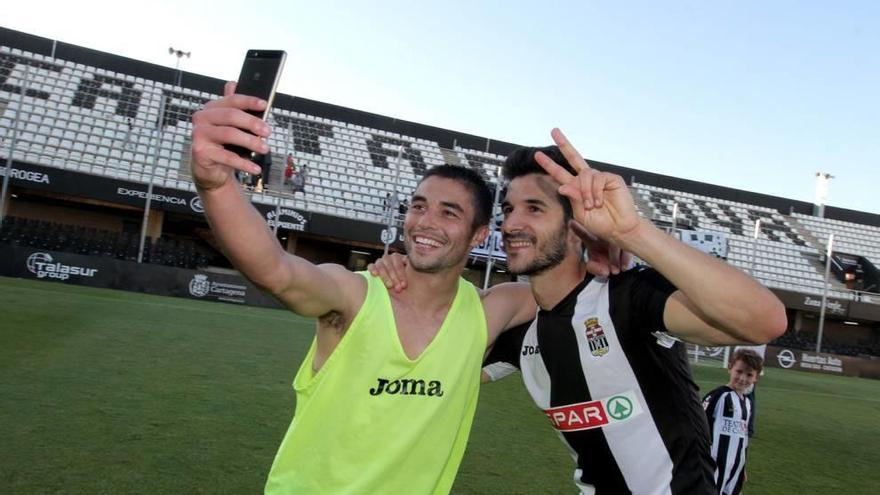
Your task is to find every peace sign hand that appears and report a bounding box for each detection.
[534,128,642,245]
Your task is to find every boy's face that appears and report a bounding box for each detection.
[727,359,760,395]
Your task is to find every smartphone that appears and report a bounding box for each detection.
[224,49,286,161]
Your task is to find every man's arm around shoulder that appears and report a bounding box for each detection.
[480,282,536,346]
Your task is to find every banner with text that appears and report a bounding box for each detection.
[764,345,880,379]
[0,244,282,309]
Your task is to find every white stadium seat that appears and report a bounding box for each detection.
[1,43,878,306]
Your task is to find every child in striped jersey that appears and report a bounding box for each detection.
[702,349,763,495]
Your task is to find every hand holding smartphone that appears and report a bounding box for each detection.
[224,50,286,161]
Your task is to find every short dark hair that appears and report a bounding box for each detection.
[502,145,574,221]
[418,165,492,230]
[731,349,764,374]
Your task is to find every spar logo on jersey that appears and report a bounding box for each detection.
[544,391,643,432]
[606,395,634,421]
[584,317,609,357]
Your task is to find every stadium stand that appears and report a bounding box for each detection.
[772,328,880,358]
[1,27,879,361]
[0,215,217,269]
[631,182,859,299]
[0,46,506,223]
[791,213,880,268]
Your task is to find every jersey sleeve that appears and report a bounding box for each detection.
[609,266,677,339]
[702,387,732,440]
[482,320,531,382]
[702,387,724,422]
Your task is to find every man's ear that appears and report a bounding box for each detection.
[566,226,584,253]
[470,225,490,249]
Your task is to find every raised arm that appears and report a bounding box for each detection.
[617,222,785,345]
[190,82,364,318]
[536,128,786,345]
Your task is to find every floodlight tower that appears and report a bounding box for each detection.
[814,172,834,218]
[168,46,191,87]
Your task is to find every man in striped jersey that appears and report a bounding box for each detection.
[702,349,763,495]
[481,128,786,494]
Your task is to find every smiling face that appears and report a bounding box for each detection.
[404,176,488,274]
[727,359,760,395]
[501,174,571,276]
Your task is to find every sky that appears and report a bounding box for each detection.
[4,1,879,213]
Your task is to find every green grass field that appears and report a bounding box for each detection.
[1,276,879,494]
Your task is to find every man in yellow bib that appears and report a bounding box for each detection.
[189,83,535,494]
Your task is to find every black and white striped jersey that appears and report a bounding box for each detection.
[483,267,715,495]
[702,386,751,495]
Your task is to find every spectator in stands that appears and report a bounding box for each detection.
[398,198,409,216]
[122,117,134,150]
[702,349,763,495]
[383,192,399,224]
[284,154,294,185]
[291,170,305,196]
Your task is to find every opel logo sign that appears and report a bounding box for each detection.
[777,349,796,369]
[706,346,726,358]
[189,195,204,213]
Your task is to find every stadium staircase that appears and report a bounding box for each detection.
[786,214,826,250]
[632,190,655,221]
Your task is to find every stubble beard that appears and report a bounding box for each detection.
[507,222,568,277]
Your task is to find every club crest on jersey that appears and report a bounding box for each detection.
[584,317,610,357]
